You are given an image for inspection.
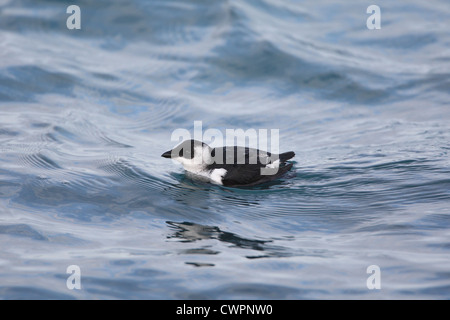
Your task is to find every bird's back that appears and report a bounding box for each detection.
[206,146,295,187]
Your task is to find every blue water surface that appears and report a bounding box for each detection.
[0,0,449,299]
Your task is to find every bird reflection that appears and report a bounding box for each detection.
[166,221,269,251]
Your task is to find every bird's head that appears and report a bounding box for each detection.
[161,139,213,171]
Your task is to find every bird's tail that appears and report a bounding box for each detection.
[279,151,295,163]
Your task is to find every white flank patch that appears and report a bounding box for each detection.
[210,168,227,185]
[266,159,280,169]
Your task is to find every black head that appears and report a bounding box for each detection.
[161,139,207,160]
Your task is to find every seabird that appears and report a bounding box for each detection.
[161,139,295,187]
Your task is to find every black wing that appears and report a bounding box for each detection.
[221,163,294,187]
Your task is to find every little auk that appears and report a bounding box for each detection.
[161,139,295,187]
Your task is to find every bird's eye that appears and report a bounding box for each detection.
[178,147,192,159]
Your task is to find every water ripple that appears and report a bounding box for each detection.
[1,0,449,300]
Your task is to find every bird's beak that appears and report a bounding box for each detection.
[161,150,173,158]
